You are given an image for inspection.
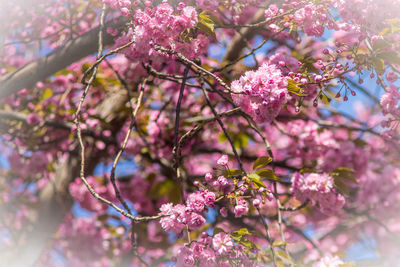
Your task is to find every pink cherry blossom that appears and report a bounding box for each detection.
[212,232,233,255]
[231,63,288,123]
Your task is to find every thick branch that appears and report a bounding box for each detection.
[0,90,130,267]
[222,9,266,62]
[0,17,127,99]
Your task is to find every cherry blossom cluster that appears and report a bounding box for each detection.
[313,255,344,267]
[159,189,215,235]
[205,156,275,217]
[284,119,369,174]
[113,1,209,64]
[175,232,255,267]
[266,1,357,38]
[57,216,109,262]
[231,63,289,123]
[380,72,400,135]
[156,155,277,263]
[381,85,400,118]
[103,0,133,17]
[292,3,328,37]
[336,0,400,30]
[291,172,345,215]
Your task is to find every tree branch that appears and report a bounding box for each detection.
[0,17,127,99]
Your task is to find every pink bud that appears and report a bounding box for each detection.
[217,155,229,166]
[253,199,261,206]
[205,173,213,182]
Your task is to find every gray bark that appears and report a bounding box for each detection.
[0,17,127,100]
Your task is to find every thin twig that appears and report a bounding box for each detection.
[216,8,296,29]
[81,40,135,84]
[200,76,245,173]
[172,66,190,200]
[285,222,324,257]
[280,200,309,212]
[176,108,241,172]
[73,4,162,224]
[153,45,234,93]
[239,112,292,265]
[105,59,148,259]
[212,27,286,73]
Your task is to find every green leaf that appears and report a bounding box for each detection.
[353,138,368,148]
[81,62,91,73]
[273,240,287,247]
[180,28,194,42]
[197,11,216,39]
[275,250,294,265]
[331,167,358,185]
[231,228,251,238]
[248,173,261,180]
[372,56,385,74]
[378,27,390,36]
[300,168,315,174]
[46,162,55,172]
[289,22,298,34]
[97,214,109,221]
[218,132,227,142]
[391,24,400,34]
[331,167,357,197]
[248,173,267,189]
[377,51,400,66]
[372,39,390,52]
[290,90,308,97]
[145,173,156,183]
[319,93,331,104]
[92,76,106,87]
[54,69,73,76]
[256,169,283,182]
[240,237,255,248]
[218,132,249,149]
[224,168,244,177]
[42,88,53,101]
[253,156,273,170]
[234,133,249,149]
[334,177,350,196]
[168,183,182,204]
[287,78,306,96]
[205,12,225,27]
[149,180,175,199]
[213,227,225,235]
